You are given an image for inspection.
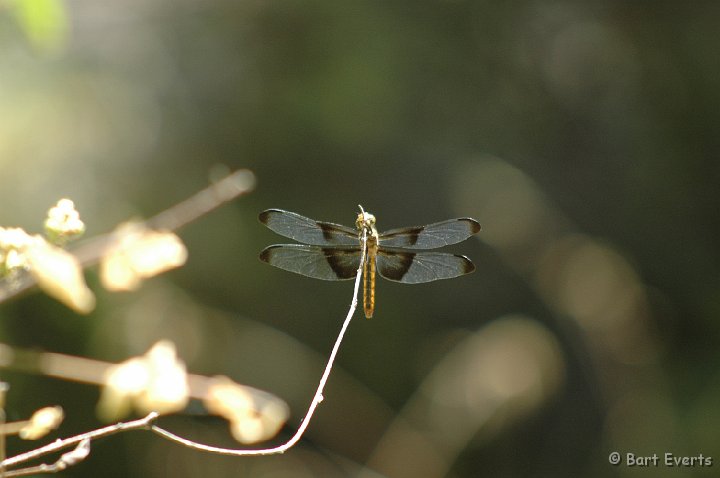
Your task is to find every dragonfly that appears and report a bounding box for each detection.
[258,207,480,318]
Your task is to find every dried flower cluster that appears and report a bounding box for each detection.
[44,199,86,245]
[0,172,305,477]
[98,341,190,421]
[100,222,187,291]
[205,376,289,444]
[0,405,64,440]
[0,199,94,313]
[94,342,289,444]
[19,406,65,440]
[0,199,187,314]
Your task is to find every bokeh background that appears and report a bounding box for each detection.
[1,1,719,476]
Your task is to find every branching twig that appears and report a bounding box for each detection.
[1,225,367,471]
[74,169,256,267]
[3,438,90,477]
[0,169,256,303]
[1,413,158,472]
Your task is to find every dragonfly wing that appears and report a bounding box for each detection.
[259,209,359,246]
[377,249,475,284]
[259,244,361,280]
[379,218,480,249]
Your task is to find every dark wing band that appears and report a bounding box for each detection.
[259,244,361,281]
[379,218,480,249]
[376,249,475,283]
[259,209,359,246]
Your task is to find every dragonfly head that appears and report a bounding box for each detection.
[356,207,376,235]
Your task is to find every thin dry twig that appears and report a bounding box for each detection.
[0,345,281,407]
[74,168,256,267]
[149,226,367,455]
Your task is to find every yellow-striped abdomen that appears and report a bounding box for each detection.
[363,243,377,318]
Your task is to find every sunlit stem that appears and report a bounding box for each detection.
[0,346,274,404]
[149,225,369,455]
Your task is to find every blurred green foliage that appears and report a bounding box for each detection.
[7,0,68,53]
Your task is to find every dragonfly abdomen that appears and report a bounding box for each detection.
[363,241,378,318]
